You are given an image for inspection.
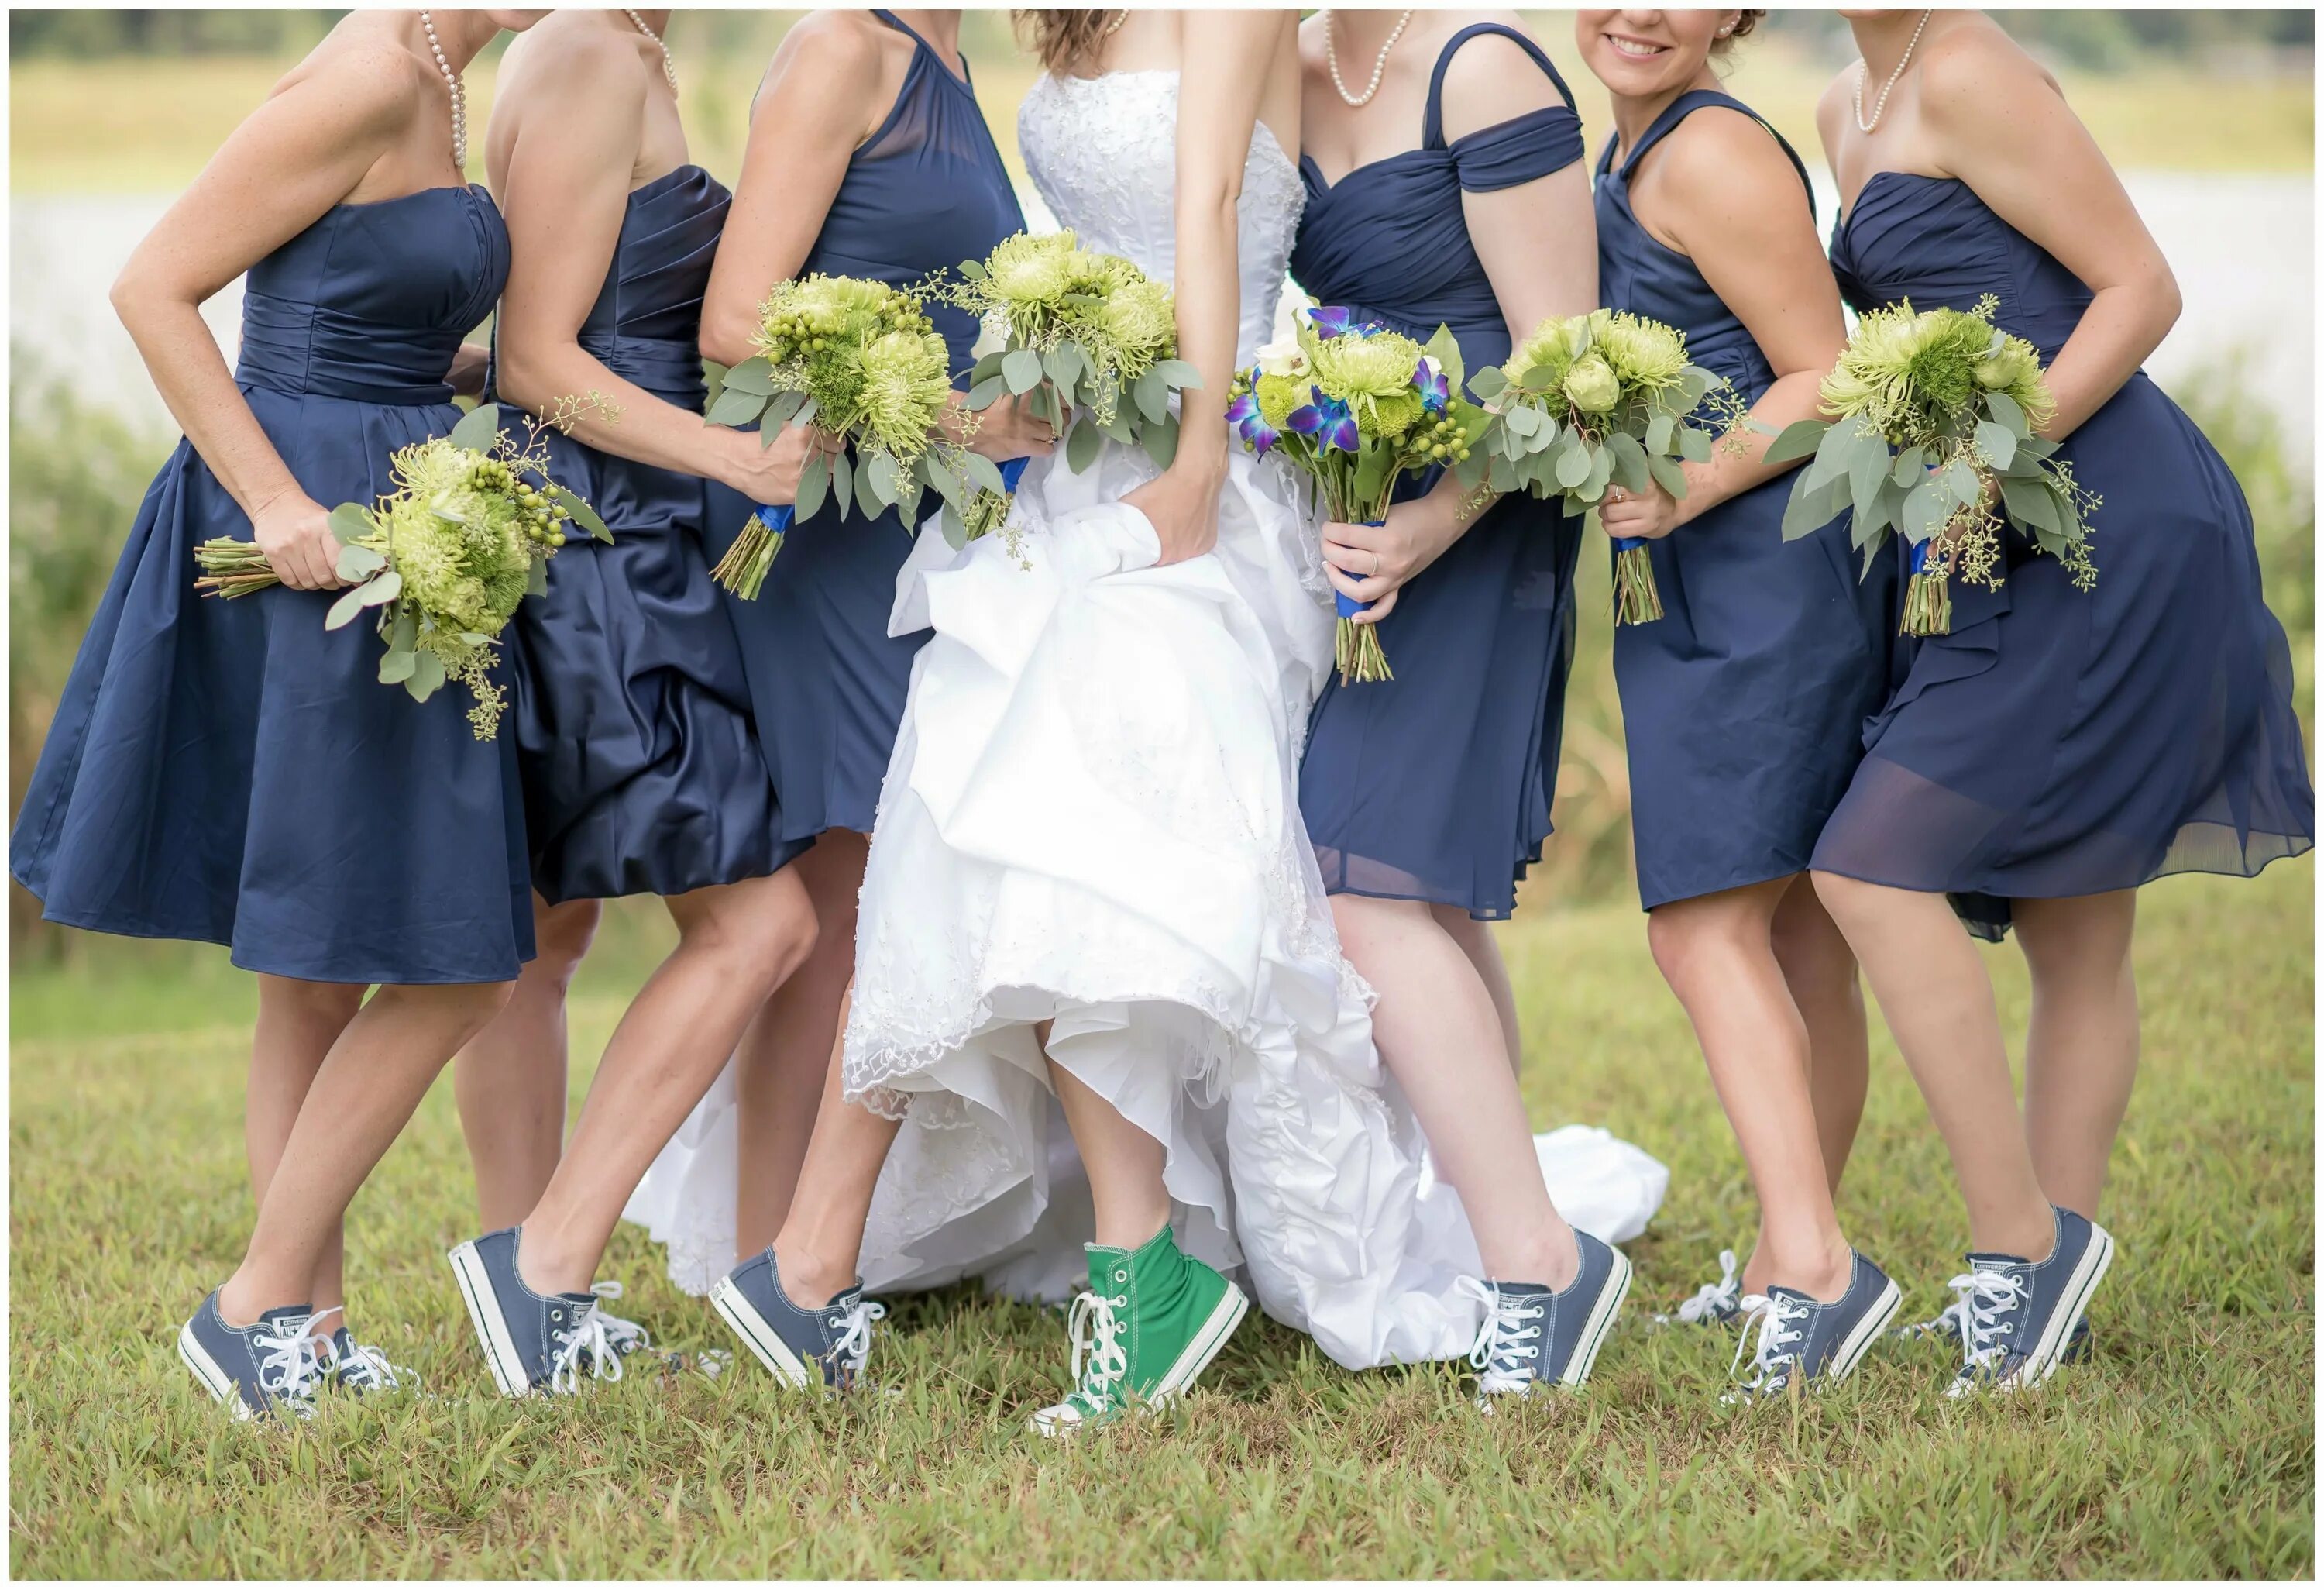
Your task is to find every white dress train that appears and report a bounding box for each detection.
[621,70,1669,1366]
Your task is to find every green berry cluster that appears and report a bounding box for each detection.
[1417,413,1471,465]
[470,458,569,549]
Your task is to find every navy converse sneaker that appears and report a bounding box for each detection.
[1722,1251,1903,1402]
[710,1248,885,1392]
[1459,1230,1632,1405]
[447,1227,624,1397]
[308,1308,413,1395]
[1652,1248,1746,1327]
[1944,1205,2114,1398]
[177,1291,325,1420]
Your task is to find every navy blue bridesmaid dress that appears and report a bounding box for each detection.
[1812,173,2312,935]
[499,164,804,904]
[1597,91,1896,911]
[702,11,1025,841]
[1290,22,1588,921]
[10,185,535,983]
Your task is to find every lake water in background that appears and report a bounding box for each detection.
[12,171,2314,466]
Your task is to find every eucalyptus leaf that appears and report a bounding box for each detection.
[1675,425,1714,463]
[525,558,549,598]
[717,356,776,398]
[1985,387,2028,437]
[855,451,886,518]
[377,647,418,685]
[1002,348,1045,395]
[1645,413,1675,456]
[1849,434,1889,520]
[2000,473,2063,536]
[1892,444,1927,488]
[1045,345,1084,392]
[325,587,368,632]
[1759,418,1831,467]
[796,452,829,522]
[1133,367,1168,425]
[1803,418,1864,490]
[1645,451,1687,500]
[1605,431,1650,494]
[830,451,855,521]
[1553,437,1593,490]
[1066,413,1104,473]
[968,375,1008,411]
[359,570,402,607]
[548,485,611,544]
[961,450,1009,497]
[328,503,376,546]
[448,403,501,453]
[405,647,446,702]
[1975,418,2017,471]
[923,453,964,511]
[1141,411,1181,470]
[335,544,387,581]
[706,385,769,427]
[1780,472,1851,541]
[1467,366,1508,401]
[1153,359,1202,391]
[1941,458,1985,508]
[957,257,987,280]
[1902,477,1950,542]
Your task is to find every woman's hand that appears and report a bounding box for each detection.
[963,389,1060,461]
[717,423,845,508]
[1124,453,1226,566]
[1319,494,1466,611]
[448,342,492,402]
[250,490,346,590]
[1598,479,1686,542]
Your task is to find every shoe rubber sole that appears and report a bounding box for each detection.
[447,1241,534,1399]
[1559,1248,1633,1387]
[177,1321,255,1421]
[707,1275,816,1389]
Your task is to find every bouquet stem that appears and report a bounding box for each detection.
[711,505,793,601]
[1611,538,1663,627]
[1900,537,1952,637]
[193,538,281,598]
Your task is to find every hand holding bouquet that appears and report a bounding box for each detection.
[703,274,987,597]
[1762,294,2099,636]
[943,230,1202,549]
[1227,305,1487,684]
[194,402,610,738]
[1460,310,1737,626]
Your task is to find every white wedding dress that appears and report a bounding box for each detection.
[623,71,1669,1366]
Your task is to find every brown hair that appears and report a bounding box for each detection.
[1711,10,1766,56]
[1015,10,1114,77]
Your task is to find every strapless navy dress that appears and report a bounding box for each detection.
[1291,22,1588,921]
[703,10,1024,841]
[1811,173,2312,935]
[1598,91,1895,910]
[499,164,803,903]
[10,185,535,983]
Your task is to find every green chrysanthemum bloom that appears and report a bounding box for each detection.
[1974,334,2056,427]
[1592,311,1690,392]
[1563,353,1621,415]
[1089,277,1177,370]
[1502,313,1590,391]
[985,230,1085,308]
[855,328,952,459]
[1370,388,1424,441]
[1310,328,1425,407]
[1255,372,1302,428]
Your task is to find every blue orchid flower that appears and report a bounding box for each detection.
[1226,378,1280,456]
[1414,358,1449,415]
[1306,305,1359,340]
[1287,387,1359,453]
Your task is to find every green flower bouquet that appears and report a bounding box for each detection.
[1226,307,1487,684]
[942,231,1202,549]
[193,401,610,739]
[702,273,988,597]
[1458,310,1739,627]
[1762,294,2099,636]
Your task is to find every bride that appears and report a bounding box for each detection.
[631,8,1666,1423]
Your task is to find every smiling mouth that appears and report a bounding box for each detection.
[1605,33,1671,58]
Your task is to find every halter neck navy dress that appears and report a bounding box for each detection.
[703,11,1025,841]
[1597,91,1894,910]
[499,164,803,904]
[1813,173,2312,934]
[1291,23,1588,921]
[11,185,534,983]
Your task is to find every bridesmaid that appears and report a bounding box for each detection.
[1580,9,1897,1395]
[1292,9,1634,1397]
[1810,9,2312,1395]
[693,9,1053,1260]
[9,9,541,1416]
[440,9,823,1394]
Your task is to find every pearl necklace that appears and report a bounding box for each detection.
[1325,9,1413,109]
[624,10,679,94]
[1102,10,1128,38]
[1853,9,1931,134]
[418,10,467,174]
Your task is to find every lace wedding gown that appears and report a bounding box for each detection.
[624,71,1669,1365]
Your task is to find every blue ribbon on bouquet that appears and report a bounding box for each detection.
[1336,518,1387,621]
[740,455,1030,545]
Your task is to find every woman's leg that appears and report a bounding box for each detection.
[454,894,601,1230]
[512,869,818,1296]
[1813,871,2056,1261]
[1048,1053,1171,1250]
[734,831,866,1259]
[1435,905,1524,1075]
[765,1031,904,1310]
[219,979,515,1322]
[1649,879,1853,1301]
[247,976,366,1317]
[1332,894,1580,1289]
[2013,890,2140,1221]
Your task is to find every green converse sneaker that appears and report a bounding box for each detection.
[1030,1226,1248,1438]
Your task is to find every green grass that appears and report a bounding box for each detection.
[10,861,2312,1575]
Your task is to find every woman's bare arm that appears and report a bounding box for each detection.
[110,46,415,587]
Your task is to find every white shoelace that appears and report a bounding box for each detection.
[588,1282,651,1359]
[1948,1267,2029,1379]
[1459,1277,1545,1397]
[1727,1291,1809,1396]
[1898,1294,1970,1342]
[306,1306,412,1392]
[251,1320,326,1413]
[828,1296,888,1386]
[546,1303,623,1396]
[1657,1250,1743,1325]
[1064,1289,1129,1413]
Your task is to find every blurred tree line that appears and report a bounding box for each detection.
[11,8,2315,71]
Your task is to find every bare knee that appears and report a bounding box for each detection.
[257,974,367,1033]
[676,873,820,989]
[525,897,600,993]
[1646,893,1772,993]
[1771,890,1860,1007]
